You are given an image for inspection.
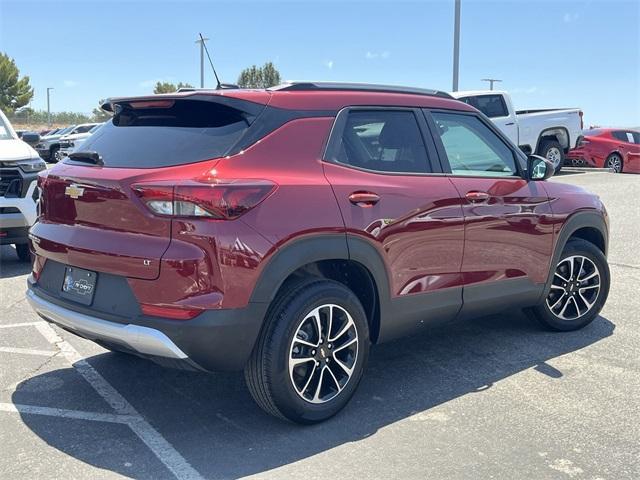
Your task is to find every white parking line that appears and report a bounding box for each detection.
[32,322,204,480]
[0,402,133,424]
[0,347,58,357]
[0,321,42,329]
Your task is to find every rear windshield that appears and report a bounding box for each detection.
[76,98,262,168]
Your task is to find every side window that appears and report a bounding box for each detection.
[431,112,518,177]
[458,95,508,118]
[611,131,632,143]
[335,110,431,174]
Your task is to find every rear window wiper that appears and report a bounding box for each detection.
[68,151,104,166]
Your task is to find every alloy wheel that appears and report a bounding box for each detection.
[288,304,359,404]
[546,255,601,320]
[546,147,562,167]
[607,155,622,173]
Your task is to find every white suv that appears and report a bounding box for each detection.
[0,109,46,261]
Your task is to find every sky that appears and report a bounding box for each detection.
[0,0,639,127]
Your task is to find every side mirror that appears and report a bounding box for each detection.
[527,154,554,181]
[21,132,41,146]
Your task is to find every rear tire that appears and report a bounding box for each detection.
[15,244,31,262]
[529,239,609,331]
[245,279,369,424]
[539,140,565,174]
[605,153,623,173]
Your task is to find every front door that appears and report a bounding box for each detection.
[427,110,554,317]
[323,108,465,341]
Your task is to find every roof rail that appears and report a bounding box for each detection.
[176,84,239,93]
[270,81,453,99]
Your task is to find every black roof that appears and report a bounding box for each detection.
[270,82,453,99]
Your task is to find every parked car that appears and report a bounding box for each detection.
[566,128,640,173]
[58,123,103,158]
[35,123,99,162]
[450,90,583,173]
[0,108,46,261]
[27,83,610,423]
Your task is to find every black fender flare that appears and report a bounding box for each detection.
[248,233,392,336]
[539,210,608,301]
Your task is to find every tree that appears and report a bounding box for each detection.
[237,62,282,88]
[0,53,34,113]
[92,107,112,122]
[153,81,194,94]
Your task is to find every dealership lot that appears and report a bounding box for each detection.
[0,171,639,479]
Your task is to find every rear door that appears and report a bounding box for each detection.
[323,107,465,340]
[425,109,554,317]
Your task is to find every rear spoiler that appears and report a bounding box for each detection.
[100,91,267,115]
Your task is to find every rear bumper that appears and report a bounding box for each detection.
[27,288,190,359]
[26,281,268,372]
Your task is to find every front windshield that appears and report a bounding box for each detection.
[54,126,74,136]
[0,115,14,140]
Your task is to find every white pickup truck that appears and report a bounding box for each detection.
[450,90,583,173]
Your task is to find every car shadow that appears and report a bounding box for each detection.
[0,245,31,279]
[14,310,614,479]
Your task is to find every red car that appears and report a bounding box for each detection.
[26,83,610,423]
[567,128,640,173]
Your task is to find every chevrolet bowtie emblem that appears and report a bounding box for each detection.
[65,184,85,199]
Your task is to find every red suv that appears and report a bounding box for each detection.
[26,83,610,423]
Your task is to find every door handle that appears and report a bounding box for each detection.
[349,191,380,207]
[465,191,490,203]
[505,122,515,126]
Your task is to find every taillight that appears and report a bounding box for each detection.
[579,110,584,130]
[132,180,276,220]
[577,136,590,148]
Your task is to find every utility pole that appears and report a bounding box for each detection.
[452,0,461,91]
[195,35,210,88]
[46,88,54,127]
[481,78,502,90]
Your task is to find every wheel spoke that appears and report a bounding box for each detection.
[555,271,570,283]
[312,366,326,402]
[549,293,566,311]
[578,291,595,310]
[579,284,599,291]
[333,357,354,376]
[558,295,572,318]
[549,284,564,290]
[327,305,334,341]
[293,337,318,348]
[308,307,323,342]
[578,270,599,282]
[329,316,354,343]
[333,336,357,353]
[290,357,314,369]
[299,362,318,395]
[325,365,342,393]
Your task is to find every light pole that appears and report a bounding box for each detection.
[481,78,502,90]
[452,0,461,91]
[195,35,210,88]
[46,87,54,127]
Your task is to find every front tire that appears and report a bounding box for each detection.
[606,153,623,173]
[245,279,369,423]
[530,239,609,331]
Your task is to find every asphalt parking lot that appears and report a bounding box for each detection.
[1,170,639,480]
